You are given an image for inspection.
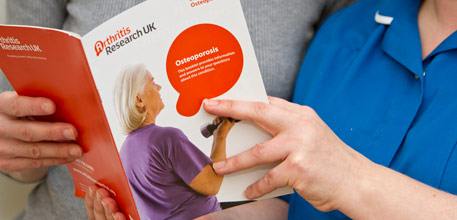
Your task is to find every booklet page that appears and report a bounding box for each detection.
[82,0,292,205]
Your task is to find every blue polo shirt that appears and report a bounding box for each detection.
[286,0,457,219]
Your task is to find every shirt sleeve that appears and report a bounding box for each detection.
[168,129,212,185]
[6,0,68,29]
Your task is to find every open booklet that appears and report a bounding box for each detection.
[0,0,292,219]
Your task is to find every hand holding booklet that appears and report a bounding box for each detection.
[0,0,292,219]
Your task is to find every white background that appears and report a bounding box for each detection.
[0,1,38,220]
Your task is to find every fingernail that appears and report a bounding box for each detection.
[70,147,82,157]
[88,187,94,197]
[112,213,118,220]
[63,129,75,140]
[212,161,225,172]
[205,99,219,107]
[101,200,107,208]
[41,102,53,114]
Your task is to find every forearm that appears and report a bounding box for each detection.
[3,167,48,183]
[210,133,227,162]
[339,158,457,219]
[189,134,228,195]
[203,133,228,189]
[198,198,288,220]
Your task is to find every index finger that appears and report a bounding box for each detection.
[0,91,55,117]
[204,99,282,135]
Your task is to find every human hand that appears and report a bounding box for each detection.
[204,96,370,212]
[85,185,126,220]
[0,91,83,182]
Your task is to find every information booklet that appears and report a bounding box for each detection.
[0,0,292,219]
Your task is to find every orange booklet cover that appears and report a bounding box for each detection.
[0,0,292,219]
[0,27,140,218]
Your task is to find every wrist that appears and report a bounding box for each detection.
[213,133,228,139]
[333,147,376,216]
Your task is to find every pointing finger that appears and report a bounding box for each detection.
[204,99,284,135]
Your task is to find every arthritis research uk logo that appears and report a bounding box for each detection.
[94,22,157,57]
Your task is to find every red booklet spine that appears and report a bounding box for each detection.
[0,26,140,220]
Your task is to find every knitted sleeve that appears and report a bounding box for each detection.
[6,0,68,29]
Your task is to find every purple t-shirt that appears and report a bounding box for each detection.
[119,124,221,220]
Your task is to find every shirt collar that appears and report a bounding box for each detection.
[376,0,424,76]
[375,0,457,72]
[375,0,416,23]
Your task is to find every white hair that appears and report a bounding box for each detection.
[114,63,150,134]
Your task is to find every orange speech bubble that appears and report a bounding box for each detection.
[166,24,243,117]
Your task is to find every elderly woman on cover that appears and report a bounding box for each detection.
[111,63,234,220]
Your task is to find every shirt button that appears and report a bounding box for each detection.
[415,75,420,79]
[423,71,426,77]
